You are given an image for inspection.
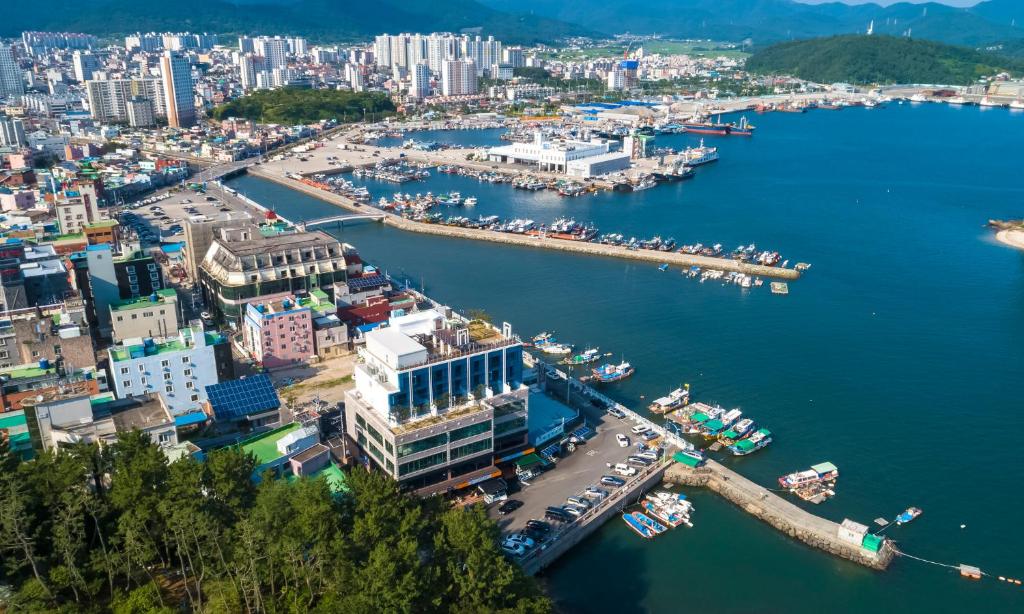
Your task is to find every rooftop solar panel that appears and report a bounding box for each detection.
[206,374,280,420]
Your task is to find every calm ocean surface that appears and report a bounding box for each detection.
[228,103,1024,613]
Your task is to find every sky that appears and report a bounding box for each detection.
[797,0,980,6]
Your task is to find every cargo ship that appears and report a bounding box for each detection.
[682,115,755,136]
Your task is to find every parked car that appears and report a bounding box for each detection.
[562,504,585,518]
[497,499,523,515]
[616,434,630,447]
[612,463,637,477]
[601,475,625,487]
[504,533,535,549]
[545,506,571,523]
[637,450,660,461]
[584,486,609,500]
[501,543,526,557]
[606,407,626,418]
[525,520,551,535]
[642,430,660,441]
[566,496,591,510]
[627,456,652,467]
[631,424,652,435]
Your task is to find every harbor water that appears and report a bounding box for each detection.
[228,102,1024,613]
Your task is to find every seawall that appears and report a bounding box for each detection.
[665,461,894,570]
[247,166,801,280]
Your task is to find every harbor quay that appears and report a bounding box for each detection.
[665,461,895,571]
[247,166,801,280]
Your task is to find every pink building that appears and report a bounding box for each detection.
[242,296,314,369]
[0,188,36,212]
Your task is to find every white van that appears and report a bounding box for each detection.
[612,463,637,477]
[631,424,652,435]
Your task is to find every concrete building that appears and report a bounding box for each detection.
[198,227,350,324]
[441,59,477,97]
[107,323,231,415]
[86,78,165,123]
[160,51,195,128]
[0,44,24,98]
[82,244,166,335]
[26,393,177,452]
[241,292,334,369]
[410,62,431,99]
[126,96,155,128]
[0,114,27,147]
[72,50,100,82]
[182,211,252,284]
[344,309,527,493]
[110,288,180,343]
[238,53,257,91]
[256,37,288,71]
[487,132,619,173]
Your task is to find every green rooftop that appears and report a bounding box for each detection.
[240,422,302,466]
[111,288,178,312]
[85,219,119,229]
[1,364,57,380]
[110,338,187,362]
[287,462,349,496]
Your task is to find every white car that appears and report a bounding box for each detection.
[612,463,638,477]
[501,543,525,557]
[504,534,535,549]
[616,434,630,447]
[631,424,652,435]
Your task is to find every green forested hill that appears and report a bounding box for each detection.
[745,35,1024,85]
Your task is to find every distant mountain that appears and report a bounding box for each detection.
[745,34,1024,84]
[2,0,590,44]
[481,0,1024,47]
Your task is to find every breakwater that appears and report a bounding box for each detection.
[248,166,801,280]
[665,461,894,570]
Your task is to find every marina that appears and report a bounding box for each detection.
[227,103,1024,613]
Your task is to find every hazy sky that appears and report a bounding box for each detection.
[797,0,979,6]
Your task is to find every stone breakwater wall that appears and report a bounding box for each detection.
[248,167,801,280]
[666,461,894,571]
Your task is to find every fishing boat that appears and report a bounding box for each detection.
[649,386,690,413]
[979,97,1004,108]
[896,507,922,525]
[643,501,687,529]
[622,512,655,538]
[562,348,602,365]
[729,428,772,455]
[537,341,572,355]
[658,263,669,272]
[463,197,478,206]
[591,362,635,383]
[634,512,667,535]
[778,461,839,489]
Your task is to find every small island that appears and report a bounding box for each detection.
[989,219,1024,251]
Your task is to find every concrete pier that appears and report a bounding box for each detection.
[665,461,895,570]
[248,166,801,280]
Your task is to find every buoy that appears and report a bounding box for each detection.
[960,524,966,529]
[999,576,1006,581]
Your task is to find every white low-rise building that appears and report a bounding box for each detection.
[487,132,619,173]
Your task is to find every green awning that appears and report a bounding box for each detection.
[733,439,755,452]
[812,462,837,474]
[704,419,724,431]
[673,451,703,467]
[516,453,545,469]
[690,412,709,423]
[721,429,738,440]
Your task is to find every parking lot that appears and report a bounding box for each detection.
[489,401,664,545]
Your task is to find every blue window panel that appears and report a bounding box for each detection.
[431,364,449,398]
[411,368,430,408]
[487,350,504,391]
[470,354,486,390]
[451,358,468,397]
[505,347,523,388]
[390,371,411,407]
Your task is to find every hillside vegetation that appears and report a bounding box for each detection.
[745,35,1024,85]
[212,88,394,124]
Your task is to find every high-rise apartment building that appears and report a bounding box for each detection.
[441,59,477,97]
[238,54,257,91]
[411,62,431,99]
[0,114,27,147]
[0,45,24,98]
[159,51,195,128]
[86,78,166,123]
[72,51,100,82]
[255,37,288,71]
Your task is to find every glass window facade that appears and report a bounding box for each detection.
[399,451,447,476]
[451,438,491,461]
[450,420,492,443]
[397,432,448,458]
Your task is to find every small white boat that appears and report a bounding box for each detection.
[464,197,478,206]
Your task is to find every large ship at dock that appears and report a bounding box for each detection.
[649,386,690,413]
[778,462,839,489]
[682,115,755,136]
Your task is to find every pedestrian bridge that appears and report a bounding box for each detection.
[300,212,386,229]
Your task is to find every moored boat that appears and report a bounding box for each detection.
[728,428,772,455]
[649,386,690,413]
[591,361,635,383]
[562,348,601,365]
[623,512,655,538]
[896,507,922,525]
[778,461,838,489]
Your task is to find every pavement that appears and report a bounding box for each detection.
[489,400,644,538]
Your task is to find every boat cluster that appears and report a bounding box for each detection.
[438,165,513,184]
[665,402,773,457]
[375,191,478,214]
[314,175,371,202]
[526,333,634,384]
[352,161,430,183]
[624,490,696,539]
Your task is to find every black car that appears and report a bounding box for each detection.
[497,499,523,515]
[525,520,551,535]
[544,506,572,523]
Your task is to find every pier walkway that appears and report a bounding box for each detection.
[249,166,801,280]
[665,461,895,570]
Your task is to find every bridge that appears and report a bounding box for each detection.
[299,212,387,230]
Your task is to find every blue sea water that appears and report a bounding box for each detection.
[228,102,1024,613]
